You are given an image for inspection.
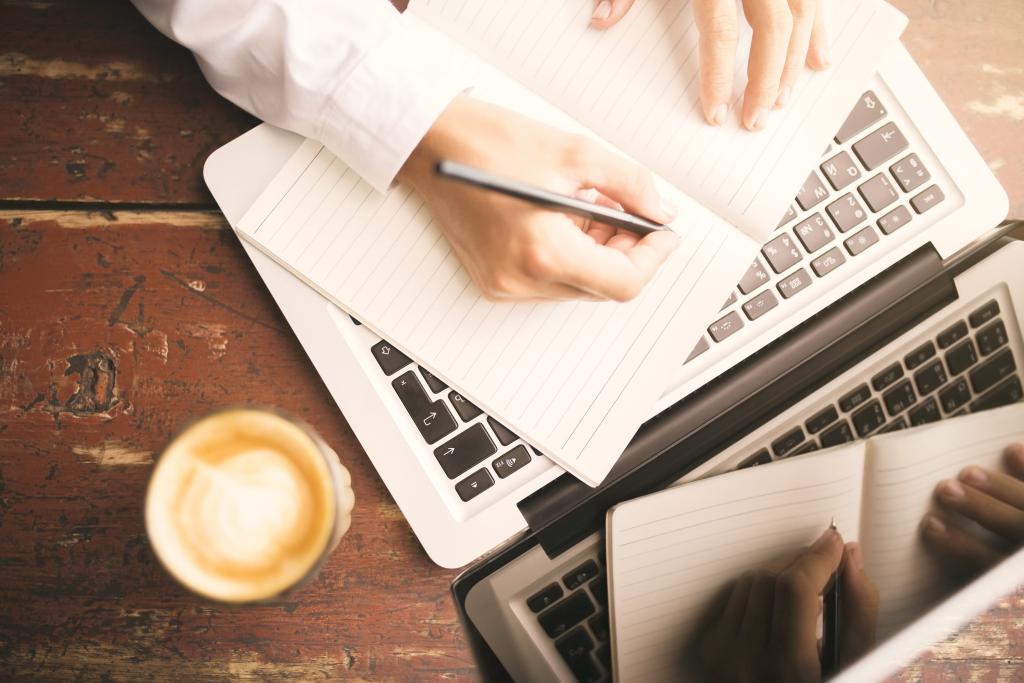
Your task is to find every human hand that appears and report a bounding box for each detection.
[698,528,879,682]
[397,94,679,302]
[920,443,1024,574]
[591,0,830,131]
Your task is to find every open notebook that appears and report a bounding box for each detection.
[605,403,1024,682]
[234,0,907,486]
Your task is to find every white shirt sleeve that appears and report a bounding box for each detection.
[131,0,470,193]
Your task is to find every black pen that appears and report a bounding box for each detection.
[435,159,669,237]
[821,517,842,679]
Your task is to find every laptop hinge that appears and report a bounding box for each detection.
[519,243,956,559]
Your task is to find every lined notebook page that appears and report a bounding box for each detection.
[410,0,907,239]
[859,404,1024,638]
[606,446,866,682]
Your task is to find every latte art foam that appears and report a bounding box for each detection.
[146,410,345,602]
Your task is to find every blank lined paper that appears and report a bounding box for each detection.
[607,446,865,681]
[411,0,908,239]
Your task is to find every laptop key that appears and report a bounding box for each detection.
[449,391,483,422]
[762,233,803,273]
[976,320,1009,356]
[371,340,412,375]
[910,185,945,214]
[434,424,497,479]
[777,268,813,300]
[909,398,941,426]
[708,311,745,342]
[969,348,1016,394]
[945,340,978,376]
[938,321,969,349]
[589,578,608,607]
[811,247,846,278]
[685,336,710,363]
[858,174,899,213]
[742,290,779,321]
[883,379,917,417]
[806,407,839,435]
[839,384,871,412]
[455,468,494,502]
[877,205,912,235]
[905,341,937,370]
[771,427,806,457]
[970,376,1023,413]
[596,645,611,671]
[419,367,448,393]
[738,449,772,469]
[488,417,519,445]
[794,213,835,253]
[539,592,596,639]
[393,371,458,444]
[820,150,862,190]
[872,363,904,391]
[913,360,948,396]
[853,122,909,170]
[834,91,887,144]
[890,154,931,193]
[852,400,886,437]
[939,377,971,413]
[564,560,600,590]
[528,583,564,613]
[796,171,830,211]
[820,420,854,447]
[738,258,771,295]
[720,291,738,311]
[878,418,908,433]
[588,611,609,642]
[492,444,531,479]
[790,441,819,456]
[969,300,1000,328]
[778,204,798,228]
[554,627,600,683]
[844,226,879,256]
[826,193,867,233]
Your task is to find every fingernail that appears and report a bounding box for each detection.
[1007,443,1024,464]
[960,466,988,486]
[660,197,678,222]
[774,86,791,109]
[707,103,728,126]
[846,542,864,571]
[938,479,966,501]
[815,46,831,68]
[922,514,946,535]
[592,0,612,21]
[814,526,839,548]
[746,107,769,131]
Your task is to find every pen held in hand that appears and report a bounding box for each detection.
[435,159,669,237]
[822,517,842,679]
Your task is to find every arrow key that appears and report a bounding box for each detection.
[455,468,494,502]
[434,423,496,479]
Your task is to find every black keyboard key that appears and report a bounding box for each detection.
[393,371,458,444]
[777,268,813,300]
[969,348,1016,394]
[852,400,886,437]
[762,233,803,273]
[890,153,930,193]
[596,645,611,671]
[853,122,909,170]
[685,336,710,363]
[843,226,879,256]
[826,193,867,233]
[910,185,945,214]
[564,560,600,590]
[771,427,806,457]
[708,311,745,342]
[528,583,564,613]
[589,578,608,607]
[914,360,948,396]
[493,444,531,479]
[555,627,600,683]
[820,150,862,190]
[488,417,518,445]
[909,398,941,426]
[588,611,609,642]
[796,171,830,211]
[820,420,854,448]
[945,340,978,376]
[877,205,912,235]
[839,384,872,412]
[970,376,1023,413]
[794,213,835,253]
[806,406,839,434]
[738,258,771,295]
[905,342,937,370]
[969,300,1000,328]
[790,441,820,456]
[858,173,899,212]
[976,320,1009,356]
[539,591,596,638]
[434,424,497,479]
[835,91,887,144]
[449,391,482,422]
[372,340,412,375]
[739,449,772,469]
[872,363,905,391]
[883,379,917,416]
[878,417,908,433]
[419,367,448,393]
[349,315,362,326]
[455,468,494,501]
[939,377,971,414]
[938,321,969,349]
[811,247,846,278]
[742,290,779,321]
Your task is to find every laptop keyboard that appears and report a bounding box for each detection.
[688,90,946,362]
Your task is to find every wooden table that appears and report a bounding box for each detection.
[1,1,1021,680]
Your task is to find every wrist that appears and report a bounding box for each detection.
[398,92,475,189]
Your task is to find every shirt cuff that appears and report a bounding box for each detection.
[317,17,472,194]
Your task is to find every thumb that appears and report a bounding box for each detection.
[840,542,879,665]
[591,0,637,28]
[566,140,678,225]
